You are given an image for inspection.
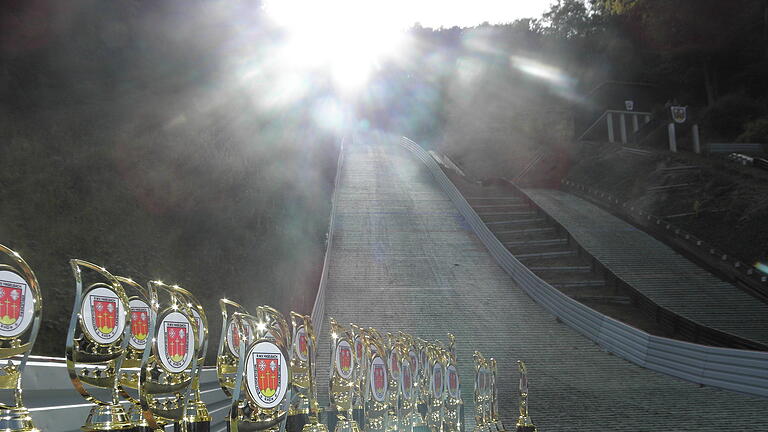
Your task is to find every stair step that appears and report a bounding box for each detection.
[529,265,592,273]
[504,238,568,247]
[486,218,545,226]
[573,295,632,305]
[465,197,521,200]
[471,204,529,209]
[477,211,537,217]
[516,250,577,260]
[551,280,607,289]
[496,227,555,235]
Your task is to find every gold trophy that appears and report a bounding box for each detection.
[169,285,210,432]
[404,337,428,432]
[443,335,461,432]
[0,244,42,432]
[514,362,536,432]
[114,276,153,432]
[362,329,388,432]
[395,334,414,432]
[488,359,504,432]
[384,333,400,432]
[217,299,251,400]
[138,280,200,431]
[288,312,310,428]
[227,306,292,432]
[289,312,326,432]
[66,259,133,431]
[471,352,488,432]
[328,319,358,432]
[425,342,445,432]
[401,334,427,432]
[415,338,429,423]
[349,324,365,428]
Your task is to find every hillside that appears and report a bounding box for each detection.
[0,0,338,358]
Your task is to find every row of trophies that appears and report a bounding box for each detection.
[0,244,536,432]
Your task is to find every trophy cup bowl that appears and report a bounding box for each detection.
[0,244,43,432]
[66,259,134,432]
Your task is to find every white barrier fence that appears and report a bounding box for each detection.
[399,136,768,398]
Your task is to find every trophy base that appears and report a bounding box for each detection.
[174,421,210,432]
[333,418,360,432]
[286,414,309,432]
[0,407,38,432]
[81,404,133,431]
[514,426,536,432]
[302,421,329,432]
[412,425,431,432]
[352,409,363,428]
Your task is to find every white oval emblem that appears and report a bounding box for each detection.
[245,340,290,408]
[226,319,251,357]
[446,364,459,399]
[400,358,413,400]
[334,339,354,380]
[156,311,194,373]
[81,285,125,345]
[128,298,151,350]
[293,326,309,362]
[388,350,400,381]
[370,355,388,402]
[0,270,35,339]
[431,363,444,399]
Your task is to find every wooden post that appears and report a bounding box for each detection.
[668,123,677,152]
[620,113,628,144]
[692,124,701,154]
[607,113,615,143]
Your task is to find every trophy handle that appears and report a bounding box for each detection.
[65,259,131,406]
[0,244,43,411]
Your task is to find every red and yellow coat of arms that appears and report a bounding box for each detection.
[91,296,118,340]
[0,284,24,327]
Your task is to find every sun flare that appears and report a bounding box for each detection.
[263,0,409,92]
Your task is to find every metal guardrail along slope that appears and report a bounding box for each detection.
[311,137,345,337]
[399,136,768,398]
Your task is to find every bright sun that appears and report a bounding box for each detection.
[263,0,409,92]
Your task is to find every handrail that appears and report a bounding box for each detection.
[399,136,768,398]
[577,110,652,142]
[310,135,346,338]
